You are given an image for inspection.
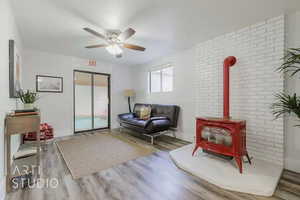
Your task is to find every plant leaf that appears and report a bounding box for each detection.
[277,48,300,77]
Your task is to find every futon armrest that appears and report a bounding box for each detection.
[118,113,135,120]
[150,117,169,121]
[145,116,170,127]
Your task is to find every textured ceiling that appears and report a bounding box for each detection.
[11,0,300,66]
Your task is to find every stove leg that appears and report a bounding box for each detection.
[235,157,243,174]
[245,153,252,164]
[192,146,199,156]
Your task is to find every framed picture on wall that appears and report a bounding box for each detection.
[36,75,63,93]
[9,40,22,98]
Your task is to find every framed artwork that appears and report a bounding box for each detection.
[36,75,63,93]
[9,40,22,98]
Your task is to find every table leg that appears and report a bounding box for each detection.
[36,129,40,178]
[6,133,11,193]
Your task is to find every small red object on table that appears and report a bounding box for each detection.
[23,123,54,143]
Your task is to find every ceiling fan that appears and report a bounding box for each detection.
[83,27,146,58]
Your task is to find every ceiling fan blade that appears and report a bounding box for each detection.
[118,28,136,41]
[85,44,108,48]
[83,27,106,40]
[123,43,145,51]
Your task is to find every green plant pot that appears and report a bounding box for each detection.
[23,103,34,110]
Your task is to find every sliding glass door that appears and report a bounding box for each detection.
[93,74,109,129]
[74,70,110,133]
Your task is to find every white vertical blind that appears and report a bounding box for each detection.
[149,64,173,93]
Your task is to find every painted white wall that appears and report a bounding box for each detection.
[285,11,300,173]
[132,15,285,166]
[22,49,132,137]
[0,0,23,198]
[131,47,197,141]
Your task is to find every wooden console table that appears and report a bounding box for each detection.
[4,113,41,192]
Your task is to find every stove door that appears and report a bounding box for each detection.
[201,126,232,146]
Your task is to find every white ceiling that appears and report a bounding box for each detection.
[11,0,300,66]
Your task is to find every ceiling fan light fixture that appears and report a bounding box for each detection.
[105,44,122,56]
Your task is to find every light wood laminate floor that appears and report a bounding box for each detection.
[6,130,300,200]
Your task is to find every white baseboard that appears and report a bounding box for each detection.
[0,177,5,200]
[285,158,300,173]
[53,130,73,138]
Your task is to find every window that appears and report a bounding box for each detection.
[149,65,173,93]
[150,70,161,93]
[162,67,173,92]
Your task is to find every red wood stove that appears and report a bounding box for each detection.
[192,56,251,173]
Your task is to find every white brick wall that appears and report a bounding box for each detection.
[195,15,285,165]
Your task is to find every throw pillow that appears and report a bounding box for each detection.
[139,106,151,120]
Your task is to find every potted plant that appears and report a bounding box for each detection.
[17,90,38,110]
[272,48,300,126]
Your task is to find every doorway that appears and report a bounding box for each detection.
[73,70,110,133]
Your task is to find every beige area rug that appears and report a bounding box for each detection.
[56,133,156,179]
